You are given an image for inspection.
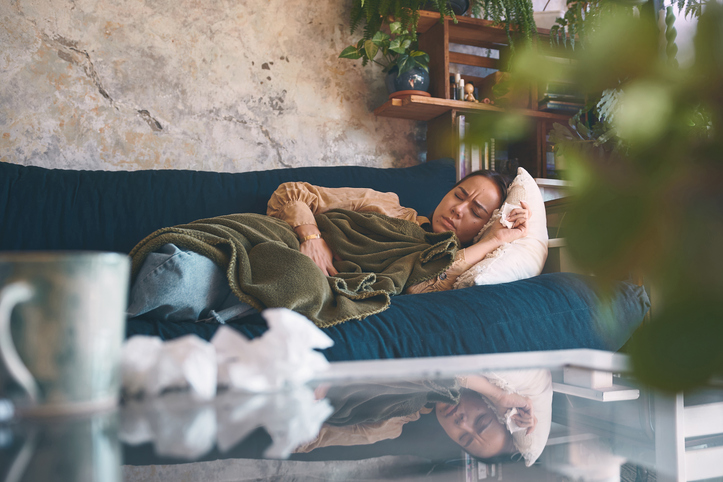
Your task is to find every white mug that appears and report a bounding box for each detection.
[0,252,130,417]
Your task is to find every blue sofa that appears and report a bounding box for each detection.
[0,159,650,361]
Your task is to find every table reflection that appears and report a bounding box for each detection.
[0,410,121,482]
[299,369,553,468]
[5,364,714,482]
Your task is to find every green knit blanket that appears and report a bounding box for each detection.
[129,209,459,327]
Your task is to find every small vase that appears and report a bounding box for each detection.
[385,66,430,95]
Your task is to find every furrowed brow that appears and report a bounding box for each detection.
[474,200,489,215]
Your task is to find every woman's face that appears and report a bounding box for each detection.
[431,176,503,245]
[436,390,515,459]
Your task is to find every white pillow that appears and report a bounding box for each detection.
[483,369,553,467]
[453,167,548,288]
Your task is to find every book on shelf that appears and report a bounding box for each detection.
[538,99,585,114]
[457,117,509,177]
[538,78,585,113]
[539,80,584,100]
[538,93,585,104]
[470,143,481,173]
[456,114,467,181]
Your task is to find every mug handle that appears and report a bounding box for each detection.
[0,282,39,404]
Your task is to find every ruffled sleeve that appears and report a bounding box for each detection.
[267,182,422,229]
[405,249,473,294]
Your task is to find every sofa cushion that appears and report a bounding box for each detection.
[0,159,456,254]
[126,272,650,361]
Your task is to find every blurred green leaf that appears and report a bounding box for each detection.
[613,81,674,145]
[364,39,379,61]
[371,30,389,46]
[389,21,403,35]
[339,46,363,60]
[629,300,723,392]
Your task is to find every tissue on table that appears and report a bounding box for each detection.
[122,334,217,400]
[120,387,333,460]
[121,308,334,398]
[214,308,334,393]
[499,202,522,229]
[214,388,334,458]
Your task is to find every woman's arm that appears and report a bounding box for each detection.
[462,200,530,267]
[405,201,531,293]
[460,374,537,435]
[267,182,420,276]
[293,412,422,453]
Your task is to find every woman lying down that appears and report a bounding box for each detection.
[127,170,530,327]
[297,369,553,468]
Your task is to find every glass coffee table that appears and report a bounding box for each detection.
[1,349,721,482]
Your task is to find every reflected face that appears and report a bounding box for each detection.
[431,176,503,246]
[436,390,515,459]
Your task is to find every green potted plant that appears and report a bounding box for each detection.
[339,0,540,95]
[340,21,431,94]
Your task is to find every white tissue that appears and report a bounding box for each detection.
[121,335,217,400]
[214,308,334,393]
[214,388,334,458]
[499,202,521,229]
[121,308,334,399]
[505,407,527,433]
[120,387,333,460]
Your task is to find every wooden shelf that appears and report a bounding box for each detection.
[374,95,573,122]
[416,10,553,41]
[376,10,574,179]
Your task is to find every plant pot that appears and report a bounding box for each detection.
[448,0,470,15]
[424,0,469,16]
[385,66,430,95]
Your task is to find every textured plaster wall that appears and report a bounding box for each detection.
[0,0,425,171]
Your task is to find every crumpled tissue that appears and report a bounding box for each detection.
[499,202,522,229]
[214,308,334,393]
[121,308,334,399]
[120,387,333,459]
[505,407,527,433]
[214,387,334,458]
[121,391,218,459]
[122,334,217,400]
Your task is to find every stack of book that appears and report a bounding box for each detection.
[538,81,585,114]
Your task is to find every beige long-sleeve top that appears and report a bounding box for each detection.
[267,182,472,292]
[293,411,423,453]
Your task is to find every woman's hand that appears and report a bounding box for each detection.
[462,375,538,435]
[481,200,531,245]
[300,238,338,276]
[492,391,537,435]
[295,224,338,276]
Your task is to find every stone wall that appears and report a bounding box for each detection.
[0,0,426,171]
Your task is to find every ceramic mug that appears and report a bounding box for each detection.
[0,252,130,417]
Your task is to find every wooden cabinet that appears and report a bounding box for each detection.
[374,11,573,180]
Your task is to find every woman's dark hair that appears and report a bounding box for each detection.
[455,170,510,202]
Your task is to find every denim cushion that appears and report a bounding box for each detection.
[126,272,650,360]
[0,159,455,254]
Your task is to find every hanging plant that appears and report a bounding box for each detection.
[349,0,455,42]
[470,0,538,46]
